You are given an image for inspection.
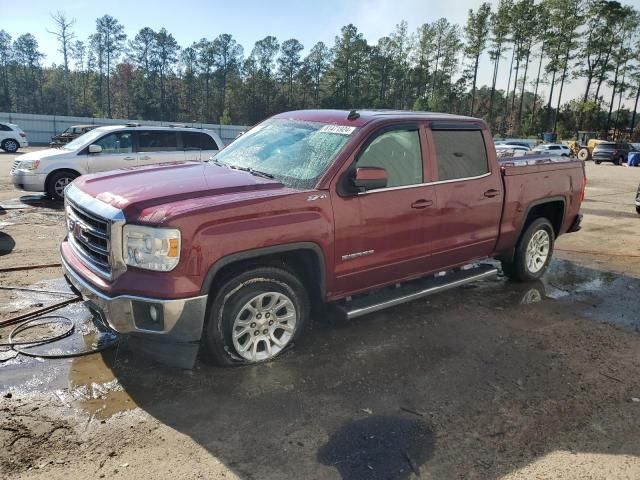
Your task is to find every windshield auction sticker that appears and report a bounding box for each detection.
[319,125,356,135]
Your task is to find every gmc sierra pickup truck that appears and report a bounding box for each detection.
[60,110,585,366]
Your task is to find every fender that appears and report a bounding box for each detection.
[200,242,327,298]
[521,195,567,234]
[499,195,567,263]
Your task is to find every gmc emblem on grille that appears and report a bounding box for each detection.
[73,222,88,242]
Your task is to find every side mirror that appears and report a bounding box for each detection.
[352,167,388,192]
[88,144,102,154]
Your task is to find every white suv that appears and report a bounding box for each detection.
[11,124,224,201]
[532,143,571,157]
[0,122,29,153]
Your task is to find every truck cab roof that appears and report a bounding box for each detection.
[273,109,485,128]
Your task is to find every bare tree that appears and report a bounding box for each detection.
[48,11,76,114]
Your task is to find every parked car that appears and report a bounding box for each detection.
[50,124,99,147]
[636,184,640,214]
[495,144,530,157]
[11,124,224,201]
[592,141,632,165]
[0,122,29,153]
[60,109,585,367]
[495,140,533,149]
[532,143,571,157]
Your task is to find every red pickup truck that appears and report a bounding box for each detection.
[60,110,585,366]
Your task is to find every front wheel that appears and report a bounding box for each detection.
[502,218,555,282]
[202,266,310,366]
[577,148,590,161]
[47,171,78,201]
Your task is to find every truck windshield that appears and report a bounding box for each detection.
[212,118,357,190]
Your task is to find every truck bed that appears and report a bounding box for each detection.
[494,155,585,254]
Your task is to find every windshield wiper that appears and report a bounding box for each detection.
[227,164,274,179]
[209,157,226,167]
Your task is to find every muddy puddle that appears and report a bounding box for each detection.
[1,259,638,422]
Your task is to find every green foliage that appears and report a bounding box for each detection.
[1,2,640,141]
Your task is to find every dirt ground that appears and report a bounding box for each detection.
[1,148,640,480]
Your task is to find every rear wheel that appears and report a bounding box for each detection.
[502,218,555,282]
[2,139,19,153]
[202,266,310,366]
[47,171,78,201]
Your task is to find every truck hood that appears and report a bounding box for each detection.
[17,148,69,161]
[73,161,288,218]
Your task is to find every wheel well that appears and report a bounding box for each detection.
[523,200,564,237]
[207,249,325,308]
[45,169,81,192]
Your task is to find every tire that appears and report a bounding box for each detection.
[202,266,310,366]
[636,206,640,215]
[501,218,555,283]
[577,148,590,161]
[47,170,78,201]
[2,139,19,153]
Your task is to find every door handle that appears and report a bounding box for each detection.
[124,156,136,161]
[411,199,434,209]
[483,189,500,198]
[140,155,151,161]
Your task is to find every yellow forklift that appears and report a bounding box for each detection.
[569,131,604,160]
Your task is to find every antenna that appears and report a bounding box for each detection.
[347,109,360,120]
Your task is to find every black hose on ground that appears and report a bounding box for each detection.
[4,315,75,346]
[1,310,119,359]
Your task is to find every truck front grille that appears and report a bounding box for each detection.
[66,200,112,276]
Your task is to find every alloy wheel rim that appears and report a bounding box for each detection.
[231,291,297,362]
[6,140,17,151]
[54,177,71,197]
[525,229,550,274]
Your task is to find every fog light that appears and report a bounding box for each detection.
[149,305,159,323]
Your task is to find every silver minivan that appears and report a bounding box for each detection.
[10,124,224,200]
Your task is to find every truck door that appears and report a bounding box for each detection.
[426,125,503,270]
[331,124,437,295]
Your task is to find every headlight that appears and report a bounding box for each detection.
[17,160,40,171]
[123,225,181,271]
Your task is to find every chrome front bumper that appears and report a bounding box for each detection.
[62,257,208,343]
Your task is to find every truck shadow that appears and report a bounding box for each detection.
[103,260,640,479]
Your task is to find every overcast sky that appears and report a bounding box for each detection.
[5,0,640,108]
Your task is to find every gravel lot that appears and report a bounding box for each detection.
[1,148,640,479]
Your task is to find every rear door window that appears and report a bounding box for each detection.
[0,123,11,131]
[137,131,178,152]
[432,129,489,181]
[182,131,219,150]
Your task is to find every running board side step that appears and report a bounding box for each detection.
[337,264,498,320]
